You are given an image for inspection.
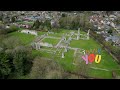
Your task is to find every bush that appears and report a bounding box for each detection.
[32,19,40,29]
[6,25,19,33]
[43,20,51,29]
[0,25,19,35]
[11,16,16,23]
[62,13,67,17]
[30,57,64,79]
[0,24,6,34]
[12,46,33,75]
[0,34,33,78]
[59,13,91,30]
[0,29,7,34]
[30,56,86,79]
[45,70,63,79]
[2,36,22,49]
[0,50,12,79]
[30,57,50,78]
[108,29,113,35]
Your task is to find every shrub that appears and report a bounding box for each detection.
[30,57,63,79]
[2,36,22,49]
[0,29,7,34]
[6,25,19,33]
[12,46,33,75]
[30,57,49,79]
[45,70,63,79]
[11,16,16,23]
[62,13,67,17]
[0,24,6,34]
[32,19,40,29]
[0,50,12,79]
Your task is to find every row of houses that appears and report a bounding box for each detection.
[89,12,120,47]
[89,14,117,30]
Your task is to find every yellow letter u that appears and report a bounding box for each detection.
[95,55,101,63]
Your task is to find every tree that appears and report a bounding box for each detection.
[108,29,113,35]
[12,46,33,75]
[32,19,40,29]
[0,35,33,78]
[105,11,113,16]
[2,36,22,49]
[0,15,3,21]
[43,20,51,30]
[62,13,67,17]
[0,51,12,79]
[11,16,16,22]
[0,24,6,34]
[30,57,63,79]
[51,19,60,32]
[59,17,66,29]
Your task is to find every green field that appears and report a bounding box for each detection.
[42,38,60,46]
[38,31,47,35]
[48,33,62,37]
[8,31,36,45]
[8,29,120,78]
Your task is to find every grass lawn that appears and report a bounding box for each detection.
[38,31,47,35]
[70,36,120,78]
[48,33,62,37]
[7,29,120,79]
[42,38,60,46]
[32,49,76,72]
[88,69,113,78]
[8,31,36,45]
[70,38,100,49]
[32,49,55,59]
[56,49,76,71]
[33,29,120,78]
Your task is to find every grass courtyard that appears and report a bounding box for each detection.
[42,38,60,46]
[8,29,120,78]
